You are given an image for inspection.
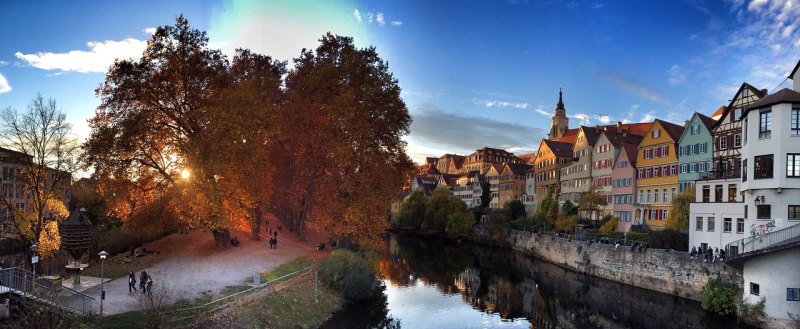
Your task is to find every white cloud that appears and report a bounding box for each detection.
[390,21,403,26]
[474,98,530,109]
[353,9,362,22]
[535,105,551,116]
[15,38,148,73]
[598,115,612,124]
[376,13,385,26]
[143,27,157,35]
[367,12,374,23]
[0,73,11,94]
[668,65,687,85]
[640,111,656,122]
[0,61,7,66]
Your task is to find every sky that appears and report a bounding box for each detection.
[1,0,799,164]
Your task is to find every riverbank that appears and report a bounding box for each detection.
[470,225,742,301]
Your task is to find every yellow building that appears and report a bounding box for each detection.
[634,119,685,229]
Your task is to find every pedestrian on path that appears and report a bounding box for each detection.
[128,272,137,293]
[139,270,148,293]
[146,276,153,295]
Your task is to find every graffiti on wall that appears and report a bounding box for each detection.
[749,219,776,238]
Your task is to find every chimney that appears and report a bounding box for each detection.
[762,88,768,94]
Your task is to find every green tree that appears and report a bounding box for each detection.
[446,203,474,238]
[536,192,558,230]
[701,277,739,315]
[599,216,619,235]
[484,209,509,244]
[397,190,427,228]
[578,188,608,222]
[480,182,491,210]
[501,200,527,222]
[554,215,577,234]
[667,186,695,232]
[561,200,577,217]
[423,188,451,231]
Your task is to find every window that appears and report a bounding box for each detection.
[750,282,760,296]
[639,190,644,203]
[728,185,737,202]
[707,217,715,232]
[757,205,771,219]
[719,136,727,150]
[724,218,732,232]
[696,217,703,231]
[734,134,741,148]
[654,189,659,203]
[663,189,667,203]
[759,110,772,138]
[691,124,699,134]
[743,159,748,182]
[700,142,706,153]
[702,185,710,202]
[671,188,676,201]
[715,185,723,202]
[662,209,668,220]
[789,205,800,221]
[671,165,677,176]
[737,218,745,233]
[793,107,800,136]
[652,129,660,138]
[788,154,800,177]
[646,190,651,203]
[745,205,749,219]
[788,288,800,301]
[754,155,774,179]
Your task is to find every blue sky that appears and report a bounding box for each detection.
[0,0,799,163]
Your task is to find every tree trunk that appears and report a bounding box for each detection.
[212,229,230,248]
[250,207,262,241]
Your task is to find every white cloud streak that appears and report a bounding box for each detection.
[376,13,385,26]
[474,98,530,109]
[0,61,8,67]
[668,65,687,85]
[0,73,10,94]
[15,38,147,73]
[390,21,403,26]
[353,9,362,22]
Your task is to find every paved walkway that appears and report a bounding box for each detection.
[82,227,312,315]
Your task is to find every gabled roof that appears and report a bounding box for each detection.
[745,88,800,115]
[557,128,579,144]
[503,163,533,175]
[696,112,716,131]
[517,153,535,164]
[601,130,643,148]
[543,139,574,158]
[579,126,601,145]
[619,142,640,167]
[790,59,800,80]
[654,119,685,142]
[713,82,767,129]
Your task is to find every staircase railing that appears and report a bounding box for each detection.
[724,223,800,261]
[0,267,95,314]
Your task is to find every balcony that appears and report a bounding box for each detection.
[700,168,740,181]
[724,223,800,268]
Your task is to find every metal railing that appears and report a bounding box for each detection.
[0,267,95,314]
[725,224,800,261]
[161,265,315,323]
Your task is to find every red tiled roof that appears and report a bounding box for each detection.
[710,106,726,120]
[655,119,686,142]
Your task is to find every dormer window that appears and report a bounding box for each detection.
[652,129,661,138]
[691,125,699,135]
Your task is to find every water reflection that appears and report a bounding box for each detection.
[323,233,752,329]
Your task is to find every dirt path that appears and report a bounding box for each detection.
[83,226,314,315]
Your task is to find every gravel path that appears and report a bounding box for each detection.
[84,226,313,315]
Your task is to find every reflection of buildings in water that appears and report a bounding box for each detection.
[519,280,534,316]
[454,267,480,296]
[388,234,400,256]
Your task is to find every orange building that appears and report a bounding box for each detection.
[498,163,533,207]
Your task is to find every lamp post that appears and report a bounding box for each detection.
[30,244,38,276]
[99,250,108,316]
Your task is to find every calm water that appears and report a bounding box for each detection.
[321,233,751,329]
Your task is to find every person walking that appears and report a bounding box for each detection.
[140,271,148,293]
[146,276,153,295]
[128,272,137,293]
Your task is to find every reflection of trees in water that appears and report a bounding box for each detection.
[349,234,750,329]
[319,284,401,329]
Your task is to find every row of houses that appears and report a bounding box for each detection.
[408,60,800,324]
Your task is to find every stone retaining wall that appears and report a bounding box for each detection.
[473,225,742,301]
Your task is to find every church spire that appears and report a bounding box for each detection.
[548,88,569,141]
[557,88,564,109]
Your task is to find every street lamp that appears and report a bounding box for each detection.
[99,250,108,316]
[29,244,38,276]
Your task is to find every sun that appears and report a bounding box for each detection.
[181,169,191,180]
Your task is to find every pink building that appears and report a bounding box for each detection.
[611,142,639,232]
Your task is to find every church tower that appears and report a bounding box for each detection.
[548,88,569,140]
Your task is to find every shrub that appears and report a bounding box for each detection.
[701,277,738,315]
[446,210,474,238]
[649,229,689,251]
[554,215,577,234]
[599,216,618,235]
[319,249,377,301]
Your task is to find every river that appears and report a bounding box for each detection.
[321,233,752,329]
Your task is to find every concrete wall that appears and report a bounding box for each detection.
[473,225,742,301]
[742,246,800,322]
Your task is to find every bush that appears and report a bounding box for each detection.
[554,215,577,233]
[319,249,377,301]
[446,210,474,238]
[599,216,618,235]
[701,277,738,315]
[649,229,689,251]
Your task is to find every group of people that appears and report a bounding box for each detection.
[230,236,242,247]
[266,223,282,249]
[128,270,153,294]
[690,246,725,262]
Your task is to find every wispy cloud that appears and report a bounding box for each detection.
[0,61,8,67]
[390,21,403,26]
[534,105,551,116]
[409,105,543,155]
[353,9,362,22]
[376,13,385,26]
[353,9,400,27]
[594,67,673,106]
[0,73,10,94]
[668,65,687,85]
[473,98,530,109]
[15,38,147,73]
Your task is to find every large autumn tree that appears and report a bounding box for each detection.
[0,95,79,260]
[272,34,413,245]
[85,16,283,245]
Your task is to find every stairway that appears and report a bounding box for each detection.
[0,267,95,314]
[724,223,800,268]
